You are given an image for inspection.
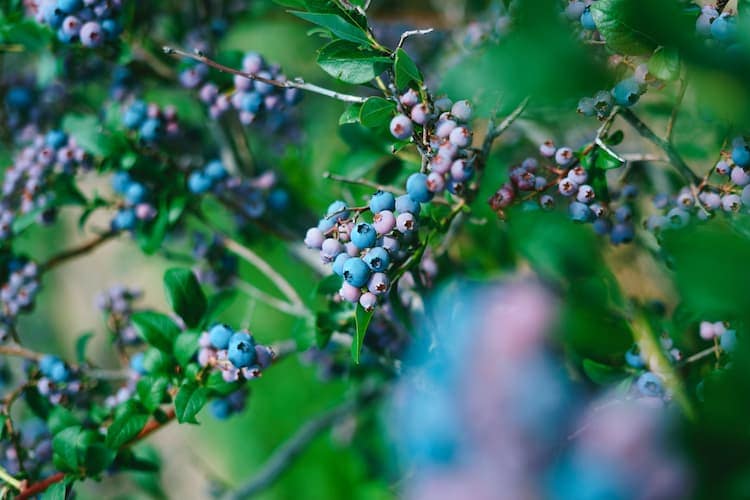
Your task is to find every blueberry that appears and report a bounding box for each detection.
[359,292,377,312]
[113,208,136,230]
[666,208,689,228]
[79,21,103,47]
[304,227,325,249]
[351,223,377,249]
[320,238,343,263]
[721,329,737,352]
[363,247,390,272]
[555,147,574,166]
[129,352,147,375]
[205,160,228,181]
[592,218,611,235]
[49,361,70,383]
[645,214,669,233]
[5,87,33,109]
[406,173,433,203]
[580,7,596,30]
[240,92,263,113]
[395,194,421,215]
[450,100,472,122]
[450,159,473,182]
[209,399,232,420]
[558,178,577,196]
[410,103,430,125]
[732,145,750,167]
[139,118,162,142]
[373,210,396,234]
[614,205,632,222]
[317,216,336,233]
[326,200,350,220]
[342,257,370,287]
[57,0,82,13]
[636,372,664,398]
[448,126,472,148]
[399,89,419,108]
[721,194,742,212]
[576,184,595,203]
[227,332,256,368]
[742,185,750,206]
[367,272,390,295]
[339,282,362,303]
[123,101,147,129]
[101,18,122,39]
[610,222,634,244]
[539,194,555,209]
[188,171,213,194]
[209,324,234,350]
[39,355,61,377]
[390,114,413,140]
[612,78,642,107]
[625,346,645,368]
[577,97,595,116]
[45,130,68,149]
[125,182,147,204]
[330,252,351,276]
[369,190,395,213]
[568,201,591,222]
[710,14,735,41]
[396,212,417,233]
[731,166,750,186]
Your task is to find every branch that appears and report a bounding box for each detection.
[233,279,309,317]
[619,108,700,185]
[397,28,434,49]
[481,97,530,159]
[40,231,116,274]
[0,343,42,361]
[221,385,383,500]
[666,75,688,143]
[16,472,64,500]
[163,47,367,104]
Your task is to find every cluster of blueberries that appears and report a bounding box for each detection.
[577,64,651,118]
[646,137,750,233]
[36,354,81,405]
[95,284,143,345]
[181,52,302,130]
[198,324,274,382]
[109,170,157,231]
[29,0,123,46]
[192,233,238,289]
[0,419,53,477]
[1,130,91,241]
[696,5,737,43]
[390,92,476,197]
[0,260,41,342]
[209,387,249,420]
[489,142,637,244]
[122,100,181,145]
[3,83,65,141]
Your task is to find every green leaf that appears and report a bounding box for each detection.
[174,383,208,424]
[75,333,94,364]
[136,376,169,412]
[174,331,200,367]
[61,114,125,157]
[203,289,238,326]
[163,268,207,328]
[317,40,390,84]
[648,46,680,81]
[339,103,362,124]
[359,97,396,129]
[106,408,150,449]
[42,481,67,500]
[84,443,116,475]
[582,359,627,385]
[142,348,174,375]
[205,371,239,396]
[589,0,658,55]
[131,312,180,352]
[595,147,625,170]
[290,11,372,46]
[603,130,624,146]
[137,197,170,255]
[394,48,422,90]
[52,426,84,472]
[351,303,374,364]
[47,407,80,435]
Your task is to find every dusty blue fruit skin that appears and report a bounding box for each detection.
[342,257,370,287]
[188,171,213,194]
[625,347,645,368]
[363,247,390,272]
[205,160,228,181]
[370,190,396,213]
[57,0,83,13]
[113,208,136,230]
[612,78,641,106]
[45,130,68,149]
[326,200,350,220]
[721,330,737,352]
[332,253,350,276]
[568,202,591,222]
[227,332,256,368]
[210,399,232,420]
[636,372,664,397]
[209,324,234,350]
[580,8,597,30]
[49,361,70,383]
[351,223,377,249]
[130,352,147,375]
[125,182,146,204]
[395,194,421,215]
[610,223,634,245]
[406,173,434,203]
[139,118,162,142]
[732,146,750,167]
[39,355,60,377]
[111,171,131,194]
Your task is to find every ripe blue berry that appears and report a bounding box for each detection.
[125,182,147,204]
[39,355,60,377]
[406,173,434,203]
[558,178,577,196]
[113,208,136,230]
[188,171,212,194]
[111,171,131,194]
[227,332,256,368]
[139,118,162,142]
[351,223,377,249]
[666,208,690,228]
[395,194,421,215]
[625,346,645,368]
[576,184,595,203]
[205,160,228,181]
[568,201,591,222]
[610,222,635,244]
[326,200,350,220]
[612,78,642,107]
[130,352,147,375]
[636,372,664,398]
[580,7,596,30]
[390,114,413,140]
[209,324,234,350]
[363,247,390,272]
[369,190,395,213]
[342,257,370,287]
[732,145,750,167]
[332,253,350,276]
[210,399,232,420]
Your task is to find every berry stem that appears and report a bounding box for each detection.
[682,345,719,365]
[0,465,21,491]
[619,108,701,185]
[666,73,688,144]
[220,383,384,500]
[397,28,435,49]
[15,472,65,500]
[481,97,530,159]
[163,47,368,104]
[40,231,117,274]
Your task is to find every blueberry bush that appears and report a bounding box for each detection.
[1,0,750,498]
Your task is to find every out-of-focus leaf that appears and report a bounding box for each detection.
[317,40,390,84]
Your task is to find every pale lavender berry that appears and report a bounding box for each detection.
[567,166,588,184]
[381,236,400,253]
[667,208,690,228]
[242,52,263,73]
[396,212,416,232]
[234,74,252,91]
[434,97,452,112]
[438,142,458,160]
[390,114,413,140]
[304,228,325,249]
[373,210,396,234]
[435,118,457,139]
[368,272,390,295]
[721,193,742,212]
[576,184,595,203]
[399,89,419,108]
[135,203,157,221]
[449,126,472,147]
[539,194,555,209]
[534,176,547,191]
[590,203,606,218]
[450,100,472,121]
[79,21,103,47]
[699,321,716,340]
[339,282,362,303]
[320,238,343,263]
[676,191,694,207]
[731,167,750,186]
[426,172,446,192]
[558,178,577,196]
[345,242,360,257]
[699,191,722,210]
[410,103,430,125]
[555,146,574,166]
[61,16,81,36]
[715,160,731,175]
[359,292,377,311]
[430,151,452,174]
[539,140,556,157]
[450,159,473,182]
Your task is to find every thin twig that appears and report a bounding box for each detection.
[619,108,700,185]
[397,28,434,49]
[163,47,367,104]
[0,343,42,361]
[0,465,21,491]
[40,231,116,274]
[481,97,530,159]
[221,385,383,500]
[233,279,308,317]
[666,75,688,143]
